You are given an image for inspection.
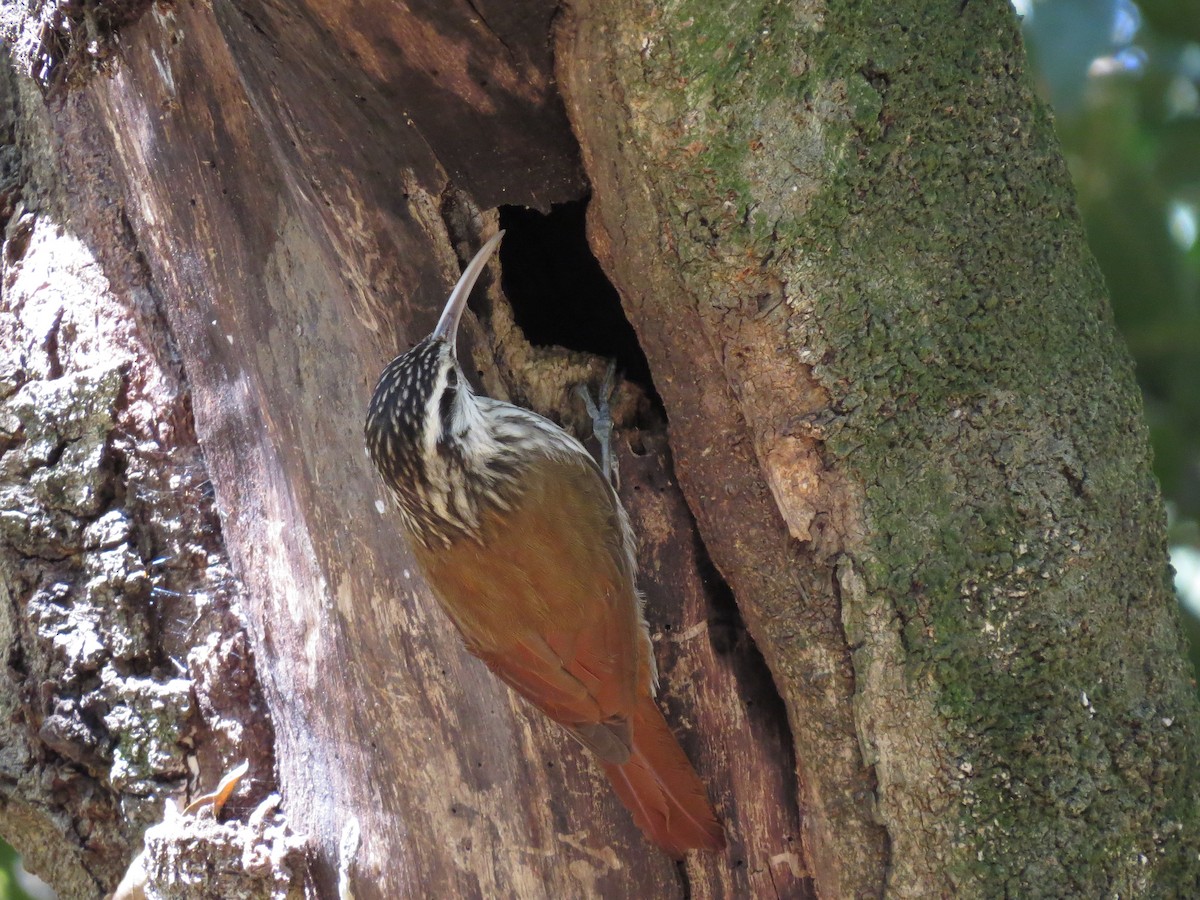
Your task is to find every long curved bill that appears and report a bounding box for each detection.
[432,230,505,348]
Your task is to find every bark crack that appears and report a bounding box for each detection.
[463,0,518,64]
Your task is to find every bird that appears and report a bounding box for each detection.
[364,231,725,856]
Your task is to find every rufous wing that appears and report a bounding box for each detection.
[415,452,645,754]
[412,449,722,852]
[475,626,634,763]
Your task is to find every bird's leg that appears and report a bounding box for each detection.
[576,360,619,489]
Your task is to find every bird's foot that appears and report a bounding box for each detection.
[576,360,619,489]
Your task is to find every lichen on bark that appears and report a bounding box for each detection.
[0,60,289,895]
[801,2,1200,893]
[559,0,1200,894]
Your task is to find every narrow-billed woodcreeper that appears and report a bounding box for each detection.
[364,232,724,855]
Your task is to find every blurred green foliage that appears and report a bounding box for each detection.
[0,838,35,900]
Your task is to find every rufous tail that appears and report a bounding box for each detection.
[600,695,725,857]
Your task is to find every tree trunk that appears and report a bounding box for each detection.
[556,0,1200,893]
[1,0,1197,897]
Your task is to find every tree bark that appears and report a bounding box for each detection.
[557,1,1200,894]
[0,0,1197,898]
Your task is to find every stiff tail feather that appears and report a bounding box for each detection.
[600,695,725,857]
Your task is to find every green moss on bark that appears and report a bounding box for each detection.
[584,0,1200,893]
[800,2,1200,893]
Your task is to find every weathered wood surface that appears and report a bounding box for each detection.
[2,0,810,896]
[4,0,1199,896]
[0,32,284,894]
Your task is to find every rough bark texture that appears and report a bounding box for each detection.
[0,26,289,897]
[558,0,1200,896]
[0,0,1197,897]
[3,0,803,896]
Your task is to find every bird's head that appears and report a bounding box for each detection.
[364,231,504,543]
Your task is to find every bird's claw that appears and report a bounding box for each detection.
[576,360,619,489]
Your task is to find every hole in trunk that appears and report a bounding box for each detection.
[497,201,658,402]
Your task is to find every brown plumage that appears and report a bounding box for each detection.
[365,231,723,855]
